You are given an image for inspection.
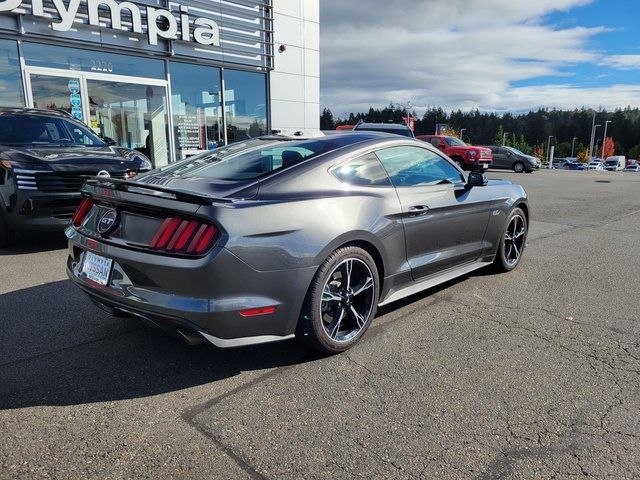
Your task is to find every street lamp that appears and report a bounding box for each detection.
[503,131,509,145]
[571,137,578,158]
[459,128,466,140]
[601,120,612,160]
[546,135,554,168]
[595,139,601,156]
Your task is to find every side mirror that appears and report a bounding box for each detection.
[467,172,488,188]
[103,136,117,146]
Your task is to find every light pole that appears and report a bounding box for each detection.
[588,111,599,161]
[571,137,578,158]
[503,131,508,145]
[546,135,554,167]
[601,120,611,159]
[459,128,466,140]
[595,139,601,157]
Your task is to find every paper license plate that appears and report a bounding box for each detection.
[82,251,113,286]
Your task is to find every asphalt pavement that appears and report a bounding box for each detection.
[1,168,640,479]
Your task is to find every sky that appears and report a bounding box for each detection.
[319,0,640,117]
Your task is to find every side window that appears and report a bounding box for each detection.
[429,138,439,148]
[375,146,464,187]
[332,153,392,187]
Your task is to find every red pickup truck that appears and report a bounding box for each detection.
[416,135,492,171]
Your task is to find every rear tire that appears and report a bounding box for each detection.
[297,246,379,354]
[493,207,528,272]
[513,161,525,173]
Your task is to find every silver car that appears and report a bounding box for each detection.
[66,132,529,353]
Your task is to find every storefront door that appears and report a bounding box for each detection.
[25,68,171,167]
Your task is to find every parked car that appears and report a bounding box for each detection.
[604,156,626,171]
[624,164,640,172]
[353,122,414,138]
[0,108,152,247]
[66,132,529,353]
[552,158,570,169]
[416,135,492,171]
[563,162,586,171]
[587,161,604,171]
[479,145,540,173]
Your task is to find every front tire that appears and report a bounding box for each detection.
[493,207,528,272]
[297,246,379,354]
[513,161,525,173]
[0,212,15,248]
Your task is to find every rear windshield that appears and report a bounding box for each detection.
[0,113,106,147]
[159,137,355,181]
[355,126,414,138]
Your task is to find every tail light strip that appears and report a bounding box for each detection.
[72,197,95,227]
[150,216,218,255]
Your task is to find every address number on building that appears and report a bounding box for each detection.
[90,60,114,73]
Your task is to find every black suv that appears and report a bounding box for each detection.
[0,108,151,246]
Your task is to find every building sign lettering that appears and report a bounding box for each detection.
[0,0,220,47]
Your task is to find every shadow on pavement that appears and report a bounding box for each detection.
[0,232,67,256]
[0,280,323,410]
[0,263,494,410]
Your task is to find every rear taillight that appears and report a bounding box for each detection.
[72,197,95,227]
[149,217,218,255]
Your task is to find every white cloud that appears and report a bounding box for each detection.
[602,55,640,70]
[319,0,630,116]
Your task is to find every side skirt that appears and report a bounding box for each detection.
[378,260,493,307]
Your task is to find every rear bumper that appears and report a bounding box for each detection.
[65,227,317,347]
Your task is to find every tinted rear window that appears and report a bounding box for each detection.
[159,137,356,181]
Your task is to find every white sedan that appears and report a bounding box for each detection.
[587,161,604,171]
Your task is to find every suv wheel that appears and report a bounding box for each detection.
[298,246,379,353]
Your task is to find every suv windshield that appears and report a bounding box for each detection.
[0,113,106,147]
[158,136,355,181]
[444,136,466,147]
[605,160,618,166]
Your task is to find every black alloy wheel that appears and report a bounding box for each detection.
[494,207,528,272]
[298,246,379,353]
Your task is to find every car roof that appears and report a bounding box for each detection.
[0,107,74,119]
[355,123,411,130]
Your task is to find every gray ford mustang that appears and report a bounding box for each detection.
[66,132,529,353]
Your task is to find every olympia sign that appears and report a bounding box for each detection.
[0,0,220,46]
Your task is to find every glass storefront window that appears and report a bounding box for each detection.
[23,42,165,79]
[86,80,170,167]
[223,70,267,144]
[169,62,223,159]
[0,39,24,107]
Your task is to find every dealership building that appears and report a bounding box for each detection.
[0,0,319,166]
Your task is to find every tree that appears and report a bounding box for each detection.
[601,137,615,158]
[320,108,335,130]
[629,144,640,160]
[577,148,590,163]
[493,125,506,145]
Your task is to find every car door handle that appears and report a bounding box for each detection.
[407,205,429,216]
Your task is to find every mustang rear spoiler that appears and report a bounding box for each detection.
[83,176,233,205]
